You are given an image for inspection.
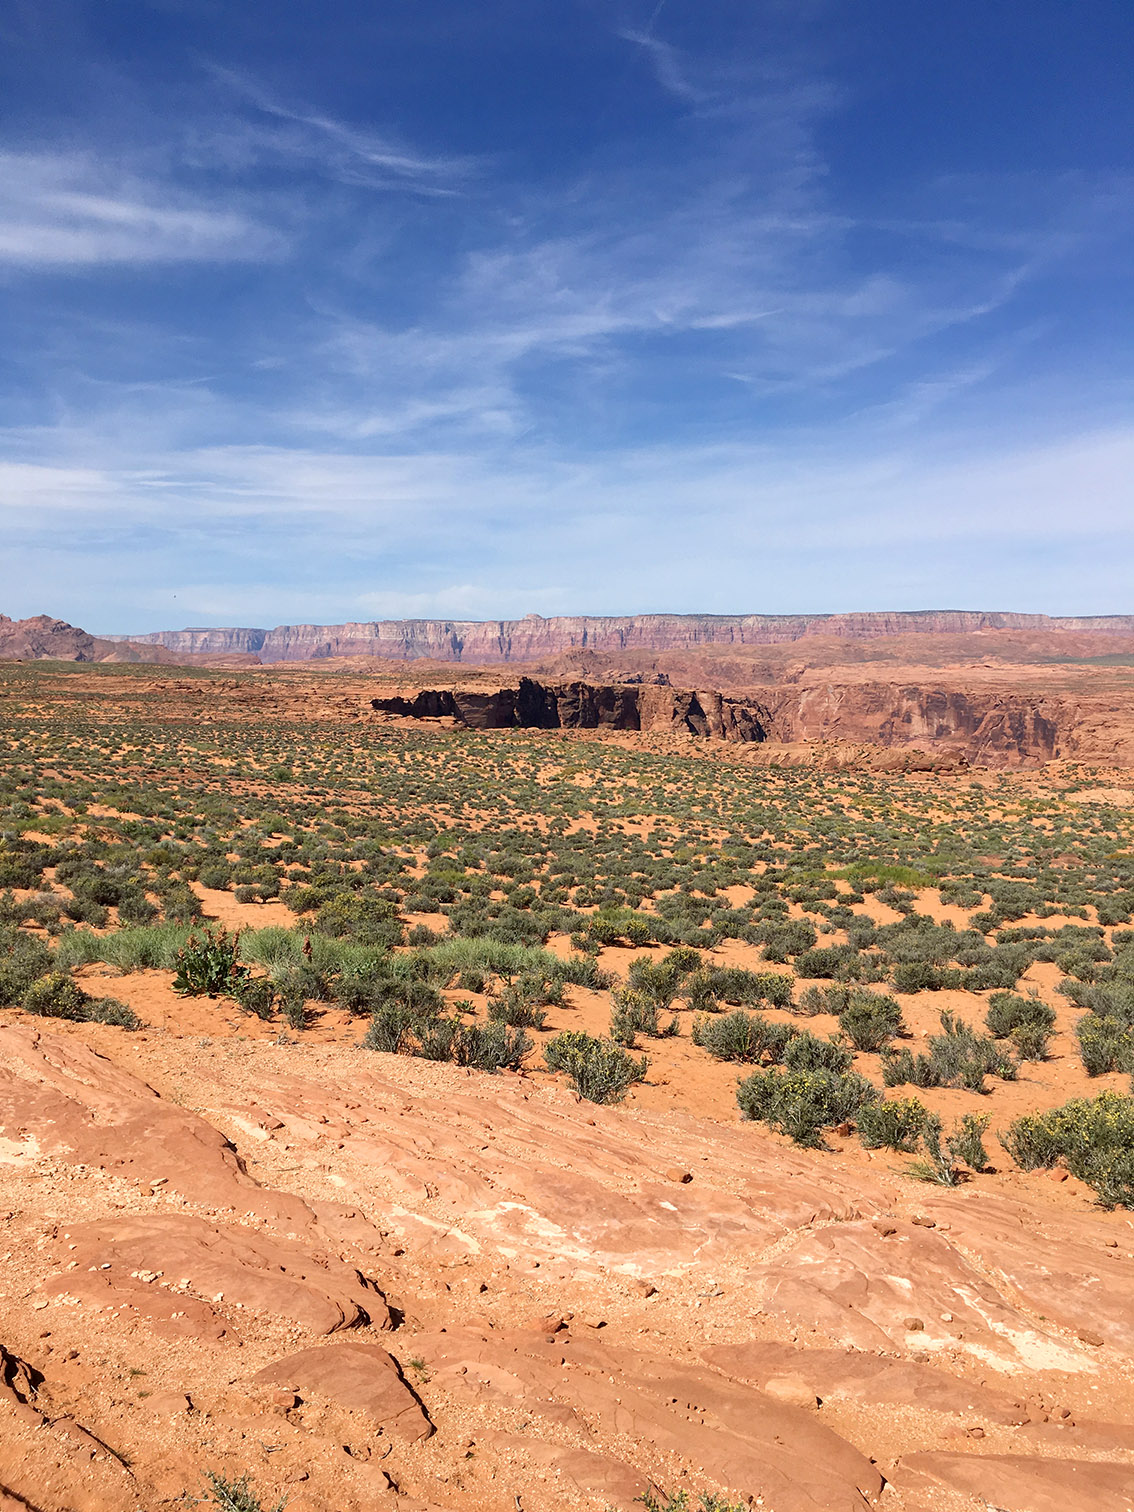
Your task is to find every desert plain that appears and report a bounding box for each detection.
[3,617,1134,1512]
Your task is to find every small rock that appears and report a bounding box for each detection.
[940,1312,954,1323]
[285,1471,309,1484]
[904,1317,925,1332]
[966,1426,985,1439]
[270,1389,300,1409]
[763,1375,819,1410]
[581,1315,607,1329]
[1077,1329,1104,1347]
[1049,1168,1069,1183]
[911,1215,936,1228]
[631,1279,657,1298]
[873,1221,898,1237]
[910,1351,930,1364]
[665,1167,692,1184]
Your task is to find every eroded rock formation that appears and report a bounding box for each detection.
[370,677,771,741]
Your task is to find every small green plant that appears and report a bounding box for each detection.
[948,1112,990,1171]
[200,1473,287,1512]
[173,927,248,998]
[544,1030,648,1104]
[908,1114,959,1185]
[22,971,92,1020]
[639,1491,747,1512]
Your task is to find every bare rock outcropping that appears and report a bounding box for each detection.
[371,677,771,742]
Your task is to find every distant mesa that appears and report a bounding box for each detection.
[0,613,260,666]
[118,609,1134,665]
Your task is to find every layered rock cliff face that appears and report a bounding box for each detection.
[761,684,1066,766]
[375,677,1079,765]
[0,614,197,665]
[126,610,1134,664]
[372,679,771,742]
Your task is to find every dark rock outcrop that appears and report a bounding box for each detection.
[371,678,771,742]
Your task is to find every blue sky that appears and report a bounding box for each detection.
[1,0,1131,632]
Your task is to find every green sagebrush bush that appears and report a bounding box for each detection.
[544,1029,648,1104]
[736,1064,877,1147]
[691,1009,794,1063]
[610,985,678,1046]
[985,991,1055,1060]
[21,971,140,1029]
[0,925,53,1004]
[838,990,904,1051]
[1001,1091,1134,1207]
[883,1012,1017,1094]
[857,1096,929,1152]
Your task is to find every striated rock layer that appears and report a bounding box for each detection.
[125,609,1134,663]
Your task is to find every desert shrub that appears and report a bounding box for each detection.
[22,971,92,1020]
[640,1491,746,1512]
[682,969,721,1014]
[909,1115,960,1185]
[626,956,682,1011]
[909,1114,992,1185]
[20,972,139,1029]
[610,987,661,1046]
[858,1096,929,1152]
[692,1010,794,1064]
[985,991,1056,1055]
[234,975,277,1020]
[544,1030,648,1104]
[884,1013,1017,1094]
[0,926,53,1004]
[948,1112,991,1171]
[451,1020,531,1072]
[736,1065,877,1147]
[795,945,865,980]
[891,961,963,993]
[312,893,403,948]
[702,966,794,1008]
[1076,1009,1134,1076]
[783,1031,854,1075]
[85,996,141,1029]
[160,882,202,923]
[754,918,817,961]
[1001,1092,1134,1208]
[796,983,851,1017]
[200,1472,287,1512]
[839,990,904,1051]
[172,927,248,998]
[487,980,548,1030]
[117,889,158,925]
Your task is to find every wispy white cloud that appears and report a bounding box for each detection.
[619,29,710,104]
[198,66,479,194]
[0,150,277,267]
